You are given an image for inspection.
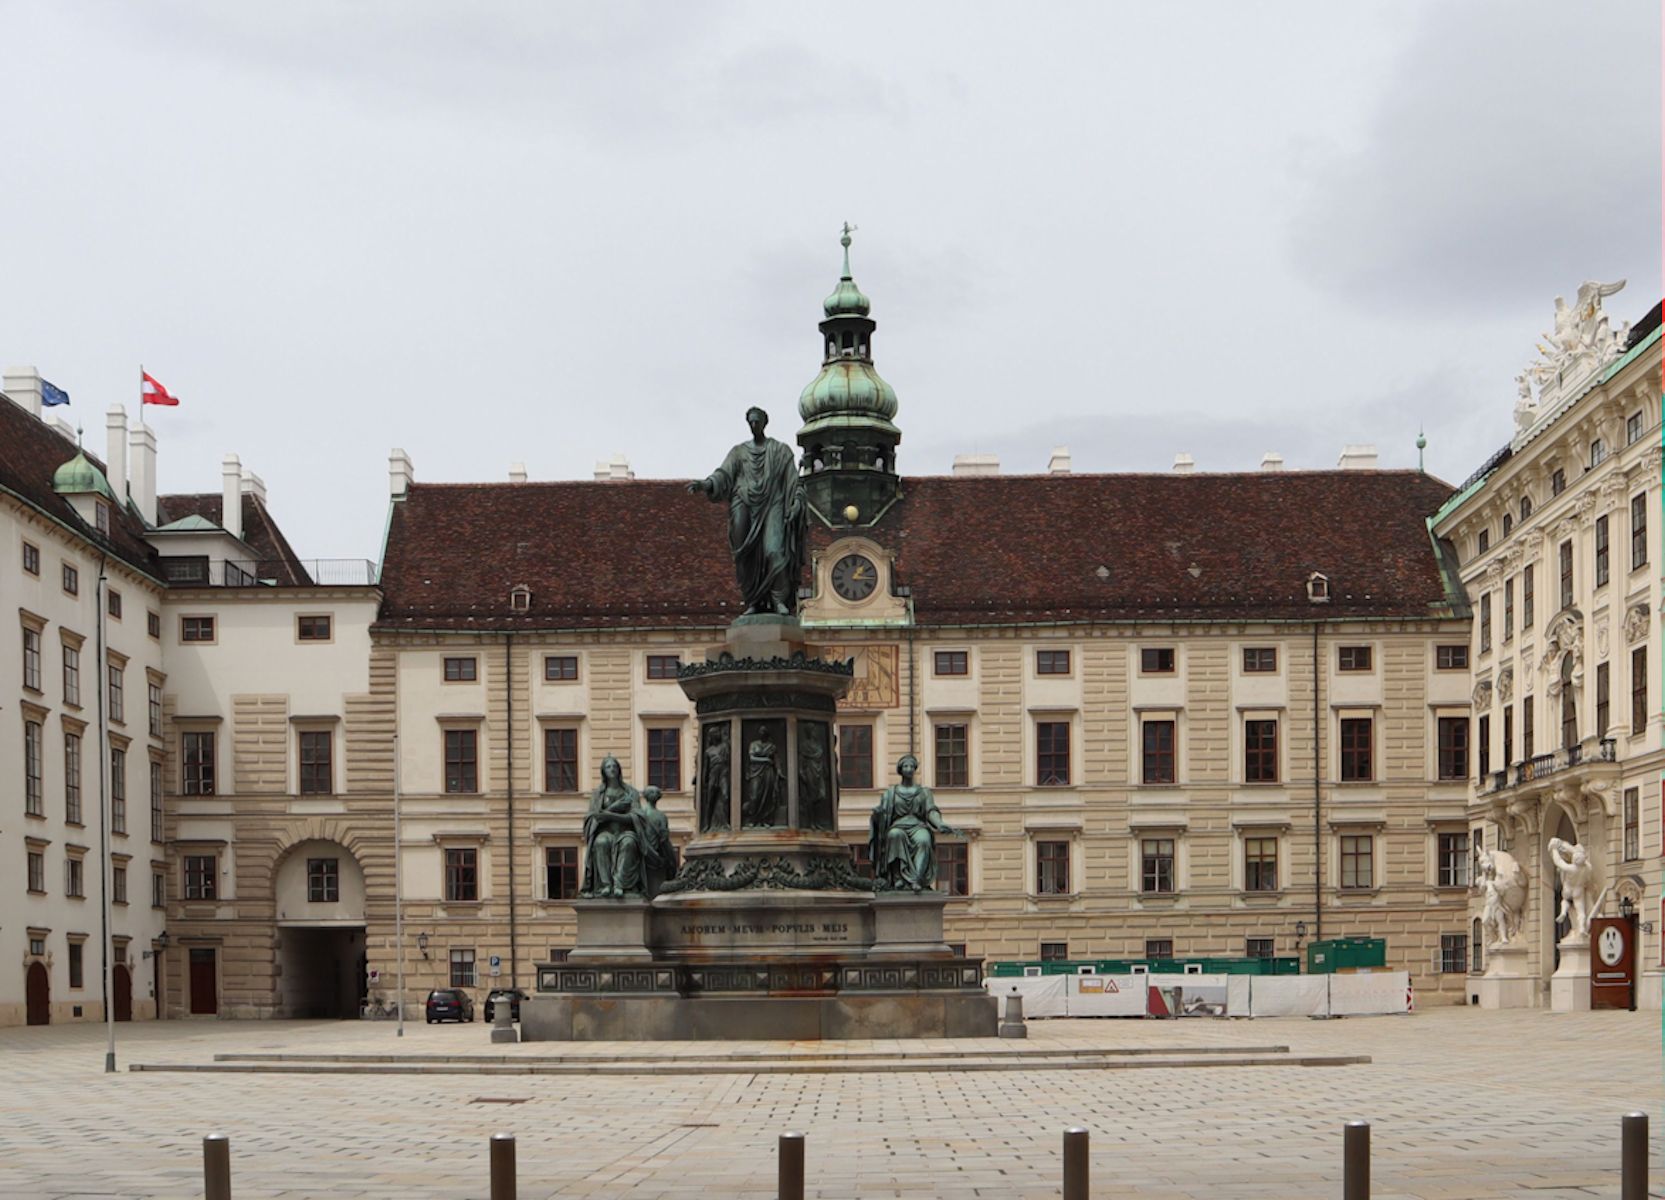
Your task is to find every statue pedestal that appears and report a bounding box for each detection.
[870,891,954,959]
[1474,944,1536,1009]
[1550,938,1592,1012]
[568,899,655,962]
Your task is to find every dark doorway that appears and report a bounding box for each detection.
[277,927,367,1018]
[113,964,133,1022]
[25,962,49,1025]
[189,948,217,1015]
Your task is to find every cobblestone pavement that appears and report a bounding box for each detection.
[0,1007,1659,1198]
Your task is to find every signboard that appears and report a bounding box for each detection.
[489,955,502,978]
[1590,916,1634,1010]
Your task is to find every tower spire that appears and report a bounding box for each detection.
[840,222,856,278]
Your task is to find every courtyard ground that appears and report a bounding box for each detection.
[0,1006,1658,1198]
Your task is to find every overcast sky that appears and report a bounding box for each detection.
[3,1,1658,562]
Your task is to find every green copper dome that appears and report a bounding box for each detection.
[798,361,900,433]
[52,448,118,502]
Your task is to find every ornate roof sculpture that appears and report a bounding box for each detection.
[1512,279,1634,440]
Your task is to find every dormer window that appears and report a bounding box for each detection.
[1306,572,1330,604]
[94,502,109,536]
[510,585,531,612]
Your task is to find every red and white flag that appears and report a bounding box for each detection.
[141,371,179,407]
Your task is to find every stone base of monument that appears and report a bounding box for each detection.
[1473,943,1536,1009]
[1550,938,1592,1012]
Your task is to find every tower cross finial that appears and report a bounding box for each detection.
[840,222,857,277]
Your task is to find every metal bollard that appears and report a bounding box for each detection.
[999,991,1027,1039]
[1622,1111,1648,1200]
[203,1133,231,1200]
[778,1131,805,1200]
[1343,1120,1369,1200]
[490,1132,517,1200]
[1062,1127,1089,1200]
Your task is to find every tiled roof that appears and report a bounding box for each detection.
[376,470,1460,631]
[155,492,310,584]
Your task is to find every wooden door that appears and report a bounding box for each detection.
[25,962,49,1025]
[113,964,133,1022]
[1591,916,1635,1009]
[188,948,217,1015]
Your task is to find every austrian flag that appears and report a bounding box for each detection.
[141,371,179,407]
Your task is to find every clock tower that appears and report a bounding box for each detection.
[796,225,902,528]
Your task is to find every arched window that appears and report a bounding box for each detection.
[1560,655,1577,750]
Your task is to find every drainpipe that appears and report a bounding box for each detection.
[504,633,518,990]
[1313,620,1323,942]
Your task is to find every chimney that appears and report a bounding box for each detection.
[106,405,129,505]
[2,366,42,418]
[951,453,1000,476]
[389,448,414,498]
[1260,452,1285,471]
[593,453,634,481]
[129,420,157,526]
[509,462,528,483]
[1172,453,1195,473]
[221,453,243,541]
[1337,444,1379,470]
[1047,446,1072,474]
[240,467,267,505]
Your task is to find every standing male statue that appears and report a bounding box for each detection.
[1547,837,1605,941]
[688,407,807,616]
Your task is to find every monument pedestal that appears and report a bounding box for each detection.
[1550,938,1592,1012]
[1474,943,1536,1009]
[569,899,655,962]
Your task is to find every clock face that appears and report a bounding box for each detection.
[830,553,878,602]
[1598,925,1625,966]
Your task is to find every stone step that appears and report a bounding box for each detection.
[210,1043,1293,1065]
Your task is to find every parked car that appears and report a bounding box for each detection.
[425,988,475,1023]
[484,987,527,1023]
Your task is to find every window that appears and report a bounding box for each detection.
[935,842,969,896]
[445,848,479,902]
[1623,788,1640,861]
[1244,719,1278,783]
[837,724,873,789]
[1477,715,1490,780]
[1520,495,1533,521]
[68,942,84,989]
[94,501,109,535]
[1523,696,1535,759]
[298,730,333,795]
[64,733,82,824]
[1036,721,1070,786]
[1246,937,1275,960]
[23,720,43,816]
[107,661,124,723]
[1242,647,1277,673]
[1633,494,1649,570]
[163,557,209,585]
[1440,934,1468,974]
[306,857,339,902]
[1558,540,1573,611]
[1141,719,1176,784]
[1595,515,1610,587]
[1502,705,1513,769]
[1590,438,1608,468]
[544,728,578,792]
[849,841,874,879]
[180,616,214,642]
[1436,645,1469,670]
[1338,645,1372,672]
[107,588,122,618]
[1472,918,1484,973]
[1503,578,1514,642]
[149,761,162,841]
[544,655,578,681]
[1478,529,1490,554]
[1502,513,1513,536]
[62,644,80,705]
[933,650,968,676]
[1560,656,1577,749]
[646,727,681,791]
[1039,942,1069,962]
[182,731,216,795]
[444,729,478,793]
[110,748,126,833]
[1141,838,1175,894]
[1140,647,1175,674]
[1633,646,1649,735]
[1550,467,1566,496]
[1438,832,1469,887]
[443,656,477,682]
[1339,718,1373,782]
[449,948,477,987]
[112,864,126,904]
[934,723,968,788]
[1522,564,1534,629]
[1340,834,1373,889]
[27,850,45,893]
[148,681,162,737]
[1145,939,1174,961]
[297,615,331,641]
[22,541,39,574]
[1595,663,1610,738]
[152,870,166,908]
[1036,649,1070,675]
[22,626,41,691]
[1035,840,1070,895]
[1479,592,1491,652]
[147,611,161,639]
[1244,837,1278,892]
[1628,411,1644,445]
[183,855,217,900]
[62,562,78,595]
[546,846,579,900]
[645,654,681,680]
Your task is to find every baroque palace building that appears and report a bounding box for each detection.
[3,246,1655,1023]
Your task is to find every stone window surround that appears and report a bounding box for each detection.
[1133,704,1183,788]
[1235,704,1284,785]
[1426,821,1470,891]
[536,716,585,794]
[1029,706,1077,789]
[291,715,340,797]
[1024,817,1082,899]
[1329,817,1385,894]
[1332,703,1381,784]
[1231,818,1291,896]
[925,707,977,790]
[1128,816,1189,899]
[532,833,582,903]
[437,716,484,795]
[637,713,688,794]
[434,833,489,905]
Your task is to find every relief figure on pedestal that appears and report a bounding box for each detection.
[798,721,834,830]
[686,407,807,616]
[742,721,786,827]
[869,754,960,892]
[701,723,731,832]
[580,755,642,899]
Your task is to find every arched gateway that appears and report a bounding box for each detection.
[272,838,369,1019]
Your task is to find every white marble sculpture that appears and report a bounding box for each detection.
[1477,849,1527,948]
[1521,280,1632,412]
[1547,837,1605,941]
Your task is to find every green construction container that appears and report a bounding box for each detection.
[1304,937,1387,974]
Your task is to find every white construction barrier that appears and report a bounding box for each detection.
[985,969,1412,1019]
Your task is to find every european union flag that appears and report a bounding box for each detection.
[41,379,69,407]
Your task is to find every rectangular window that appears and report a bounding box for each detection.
[933,650,968,676]
[444,729,478,793]
[1242,647,1277,673]
[110,747,126,833]
[148,682,162,737]
[1140,837,1176,894]
[1039,941,1069,962]
[108,662,124,723]
[1503,579,1514,642]
[182,731,216,795]
[1035,840,1070,895]
[1502,705,1513,769]
[1142,719,1176,784]
[1558,540,1573,611]
[1036,721,1070,786]
[297,615,331,641]
[1479,592,1491,652]
[837,724,873,789]
[1244,837,1278,892]
[444,847,479,902]
[298,730,333,795]
[107,588,122,618]
[934,842,969,896]
[1595,514,1612,586]
[1145,939,1174,961]
[1244,719,1278,783]
[442,656,477,682]
[934,723,969,788]
[1140,647,1175,674]
[1523,696,1535,759]
[147,611,161,639]
[1035,649,1071,675]
[65,857,85,898]
[1339,717,1373,782]
[1436,645,1469,670]
[1438,715,1465,782]
[1522,564,1534,629]
[645,654,681,680]
[68,942,84,989]
[1478,529,1490,554]
[63,644,80,706]
[1440,934,1468,974]
[544,655,578,681]
[1634,646,1649,735]
[183,855,216,900]
[149,761,162,841]
[22,541,39,574]
[1590,438,1607,468]
[544,727,578,792]
[1245,937,1275,960]
[112,865,126,904]
[62,562,78,595]
[27,851,45,893]
[1477,715,1490,780]
[1596,663,1610,738]
[1628,411,1644,445]
[23,720,43,816]
[849,841,874,879]
[1438,832,1470,887]
[94,502,109,535]
[1633,494,1649,570]
[180,616,215,642]
[1338,645,1372,672]
[306,857,339,902]
[646,727,681,791]
[64,732,82,824]
[1623,788,1640,861]
[22,626,41,691]
[1551,467,1566,496]
[449,948,476,988]
[153,869,166,908]
[546,845,579,900]
[1340,834,1374,889]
